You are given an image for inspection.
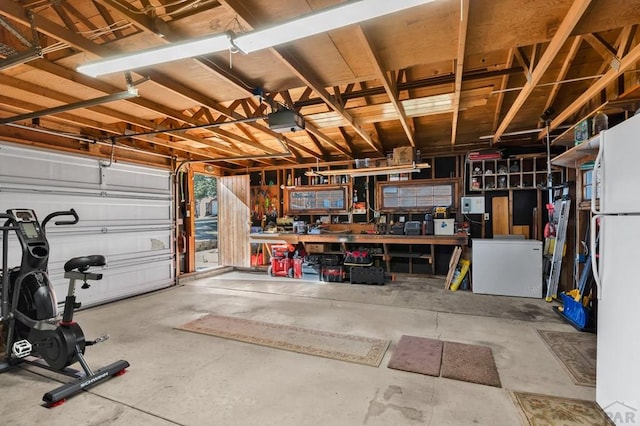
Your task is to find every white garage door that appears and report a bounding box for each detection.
[0,142,174,307]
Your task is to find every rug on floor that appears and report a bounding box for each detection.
[176,313,390,367]
[387,335,443,376]
[512,391,614,425]
[537,330,596,387]
[440,341,502,388]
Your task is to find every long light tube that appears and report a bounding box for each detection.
[232,0,436,54]
[77,0,435,77]
[77,33,232,77]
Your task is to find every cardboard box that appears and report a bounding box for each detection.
[434,219,455,235]
[393,146,415,165]
[304,243,326,254]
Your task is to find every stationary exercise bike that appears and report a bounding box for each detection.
[0,208,129,406]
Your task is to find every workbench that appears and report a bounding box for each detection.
[250,233,468,275]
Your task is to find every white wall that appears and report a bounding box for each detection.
[0,142,174,307]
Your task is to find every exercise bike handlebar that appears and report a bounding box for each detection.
[42,208,79,230]
[1,213,18,229]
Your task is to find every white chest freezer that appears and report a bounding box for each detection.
[471,238,542,298]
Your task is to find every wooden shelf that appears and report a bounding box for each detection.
[306,162,431,177]
[551,135,600,168]
[551,96,640,147]
[468,156,561,191]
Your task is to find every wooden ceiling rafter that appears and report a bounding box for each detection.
[492,48,515,132]
[332,85,344,107]
[272,87,345,158]
[356,26,416,148]
[306,132,330,162]
[273,48,383,156]
[92,0,124,39]
[493,0,593,143]
[513,47,533,83]
[0,73,245,157]
[59,0,114,44]
[0,93,239,160]
[51,1,79,34]
[543,36,583,117]
[304,121,353,158]
[358,80,384,153]
[337,127,356,156]
[451,0,470,146]
[90,0,300,164]
[584,33,621,71]
[217,0,379,156]
[0,2,262,163]
[540,38,640,140]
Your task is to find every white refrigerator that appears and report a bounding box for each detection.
[590,113,640,424]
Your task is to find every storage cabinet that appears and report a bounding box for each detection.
[468,157,562,192]
[285,186,349,213]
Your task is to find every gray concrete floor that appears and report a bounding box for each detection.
[0,271,594,425]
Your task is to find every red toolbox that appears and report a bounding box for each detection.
[271,244,294,258]
[293,257,303,279]
[268,257,293,278]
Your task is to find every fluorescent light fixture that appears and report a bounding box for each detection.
[305,162,431,178]
[76,0,435,77]
[77,33,232,77]
[232,0,436,54]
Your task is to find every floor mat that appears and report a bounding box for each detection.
[387,335,443,376]
[441,341,502,388]
[512,391,614,425]
[176,313,390,367]
[537,330,596,387]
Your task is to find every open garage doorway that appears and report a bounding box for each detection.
[194,173,218,271]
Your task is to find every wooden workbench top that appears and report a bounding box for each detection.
[250,233,468,246]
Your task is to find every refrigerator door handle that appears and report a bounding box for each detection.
[590,214,602,300]
[591,141,603,215]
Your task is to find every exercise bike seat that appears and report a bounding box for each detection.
[64,255,106,272]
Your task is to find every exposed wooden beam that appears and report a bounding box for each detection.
[493,0,593,143]
[305,122,353,157]
[492,49,515,132]
[272,48,382,155]
[217,0,370,156]
[0,94,236,158]
[584,33,621,71]
[306,133,330,161]
[513,47,532,83]
[356,26,416,147]
[338,127,357,155]
[0,74,245,157]
[539,39,640,139]
[92,0,124,39]
[451,0,469,146]
[543,36,583,116]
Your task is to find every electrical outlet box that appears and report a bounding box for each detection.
[461,196,485,214]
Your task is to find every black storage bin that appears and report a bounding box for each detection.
[349,266,385,285]
[321,265,343,282]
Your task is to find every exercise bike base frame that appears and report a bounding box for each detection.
[42,359,130,405]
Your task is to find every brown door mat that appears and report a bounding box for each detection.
[387,335,443,376]
[441,341,502,388]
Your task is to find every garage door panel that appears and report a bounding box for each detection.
[0,141,174,307]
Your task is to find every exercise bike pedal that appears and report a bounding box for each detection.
[85,334,110,346]
[12,340,33,358]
